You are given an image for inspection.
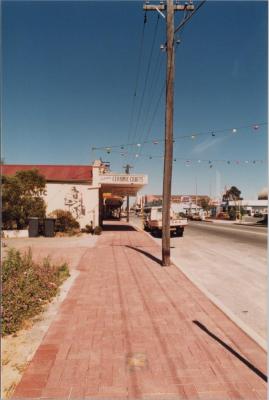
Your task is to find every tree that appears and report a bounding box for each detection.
[222,186,242,202]
[228,207,237,221]
[2,169,47,229]
[258,187,268,200]
[223,186,243,220]
[199,198,211,211]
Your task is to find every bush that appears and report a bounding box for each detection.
[93,226,102,235]
[2,248,69,336]
[2,170,46,229]
[81,224,93,234]
[49,209,80,232]
[85,224,93,234]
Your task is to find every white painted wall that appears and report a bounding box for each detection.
[2,230,29,238]
[44,182,99,228]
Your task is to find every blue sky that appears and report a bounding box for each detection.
[2,1,267,199]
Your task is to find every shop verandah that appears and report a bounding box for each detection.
[98,170,148,226]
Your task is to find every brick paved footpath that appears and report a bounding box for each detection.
[12,223,267,399]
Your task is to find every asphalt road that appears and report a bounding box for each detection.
[186,221,267,248]
[131,216,267,341]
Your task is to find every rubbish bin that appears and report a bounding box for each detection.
[44,218,55,237]
[38,218,45,236]
[28,218,39,237]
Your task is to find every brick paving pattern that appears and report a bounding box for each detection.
[12,223,267,399]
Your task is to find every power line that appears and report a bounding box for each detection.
[129,13,161,156]
[133,42,176,165]
[133,80,166,165]
[133,2,201,165]
[174,0,206,35]
[127,12,148,145]
[137,47,164,147]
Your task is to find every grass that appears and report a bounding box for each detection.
[2,248,70,336]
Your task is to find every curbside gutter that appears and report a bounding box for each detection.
[131,220,267,353]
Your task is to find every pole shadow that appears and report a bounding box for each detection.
[193,320,267,382]
[102,224,137,232]
[126,245,162,266]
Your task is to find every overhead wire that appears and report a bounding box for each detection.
[93,0,265,175]
[123,0,207,169]
[137,43,164,147]
[134,15,163,147]
[174,0,206,35]
[127,12,148,145]
[133,60,166,165]
[129,13,161,162]
[133,1,195,166]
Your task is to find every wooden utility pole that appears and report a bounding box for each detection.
[162,0,174,266]
[123,164,133,222]
[143,0,194,266]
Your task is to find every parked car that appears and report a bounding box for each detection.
[217,212,230,220]
[190,213,202,221]
[253,212,263,218]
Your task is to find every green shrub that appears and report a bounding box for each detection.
[85,224,93,234]
[81,224,93,234]
[93,226,102,235]
[2,248,69,336]
[49,209,80,232]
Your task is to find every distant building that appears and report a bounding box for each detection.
[227,200,268,216]
[142,194,210,207]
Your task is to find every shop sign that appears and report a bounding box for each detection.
[100,174,147,185]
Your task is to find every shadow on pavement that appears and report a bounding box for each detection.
[193,320,267,382]
[126,245,162,266]
[102,224,137,232]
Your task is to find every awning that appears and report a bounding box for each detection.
[99,173,148,196]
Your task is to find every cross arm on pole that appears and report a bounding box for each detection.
[143,4,194,12]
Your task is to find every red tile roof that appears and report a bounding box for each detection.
[2,165,92,182]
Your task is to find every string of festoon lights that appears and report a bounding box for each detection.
[91,122,266,154]
[92,149,264,168]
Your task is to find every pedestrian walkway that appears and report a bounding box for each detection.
[12,222,267,399]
